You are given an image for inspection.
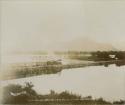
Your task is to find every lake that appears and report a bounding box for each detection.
[1,64,125,102]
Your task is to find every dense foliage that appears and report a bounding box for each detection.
[2,82,124,104]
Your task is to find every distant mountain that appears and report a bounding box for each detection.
[8,37,118,53]
[58,37,117,51]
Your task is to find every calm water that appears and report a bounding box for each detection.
[1,65,125,101]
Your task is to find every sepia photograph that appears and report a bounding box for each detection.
[0,0,125,105]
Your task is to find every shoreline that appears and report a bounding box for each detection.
[1,60,125,80]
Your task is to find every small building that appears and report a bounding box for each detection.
[109,54,116,59]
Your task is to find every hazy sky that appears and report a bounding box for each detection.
[1,0,125,53]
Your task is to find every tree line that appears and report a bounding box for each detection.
[1,82,125,104]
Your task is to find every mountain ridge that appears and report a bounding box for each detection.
[58,37,117,51]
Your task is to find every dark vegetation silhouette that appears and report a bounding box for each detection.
[55,51,125,66]
[2,82,37,104]
[56,51,125,61]
[2,82,125,104]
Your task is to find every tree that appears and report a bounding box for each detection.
[23,82,37,98]
[2,82,37,104]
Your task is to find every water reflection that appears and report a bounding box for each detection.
[94,60,125,67]
[1,60,125,81]
[15,60,125,80]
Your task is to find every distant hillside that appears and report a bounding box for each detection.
[59,37,117,51]
[8,38,117,54]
